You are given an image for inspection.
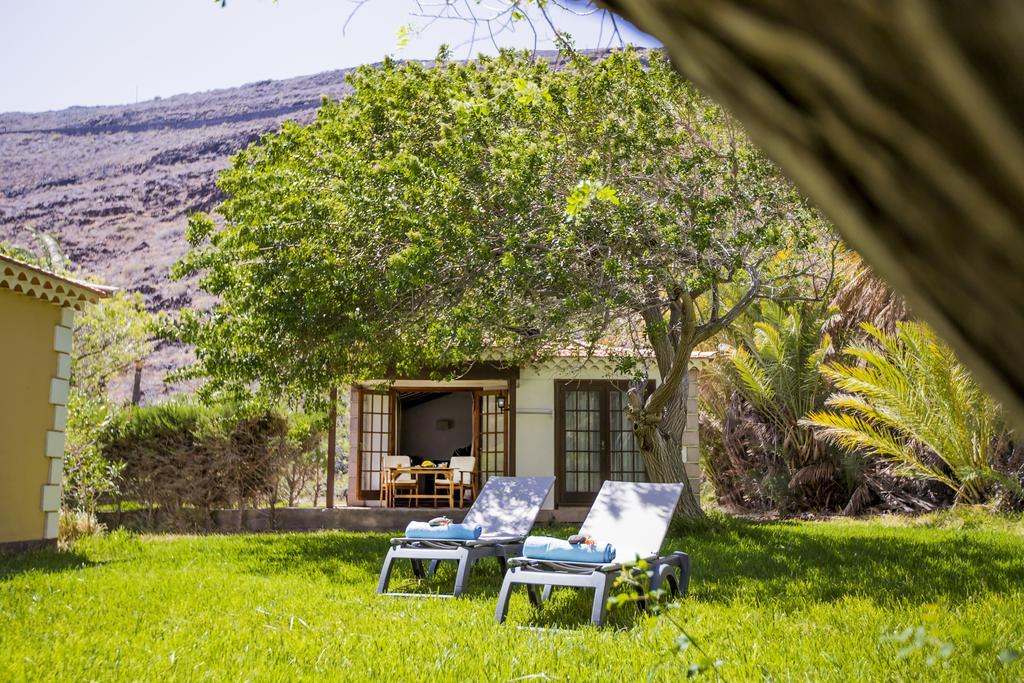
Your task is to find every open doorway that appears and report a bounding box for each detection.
[397,391,473,465]
[353,383,511,501]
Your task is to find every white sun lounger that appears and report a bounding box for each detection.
[377,476,555,597]
[494,480,690,625]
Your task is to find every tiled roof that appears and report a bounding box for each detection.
[0,253,115,310]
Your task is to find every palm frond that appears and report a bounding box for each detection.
[803,411,909,461]
[808,321,1013,504]
[731,347,774,406]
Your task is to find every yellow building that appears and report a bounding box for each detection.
[0,254,111,550]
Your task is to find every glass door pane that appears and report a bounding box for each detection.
[359,390,392,494]
[477,391,507,484]
[563,387,603,495]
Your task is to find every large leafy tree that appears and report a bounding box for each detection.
[175,49,829,516]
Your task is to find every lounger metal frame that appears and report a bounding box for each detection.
[377,536,525,597]
[494,551,690,625]
[376,476,555,598]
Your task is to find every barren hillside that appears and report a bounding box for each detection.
[0,69,357,399]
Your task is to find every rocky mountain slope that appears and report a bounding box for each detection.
[0,69,360,399]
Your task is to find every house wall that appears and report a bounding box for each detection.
[345,359,704,511]
[0,288,70,546]
[515,356,701,510]
[398,392,473,463]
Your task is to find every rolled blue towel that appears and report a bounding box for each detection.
[405,521,482,540]
[523,535,616,564]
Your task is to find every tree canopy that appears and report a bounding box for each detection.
[176,49,826,397]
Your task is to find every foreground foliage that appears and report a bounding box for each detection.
[1,514,1022,681]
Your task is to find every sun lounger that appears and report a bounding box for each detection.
[376,475,555,597]
[494,480,690,626]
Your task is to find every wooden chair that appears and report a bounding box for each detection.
[380,455,417,507]
[434,455,477,508]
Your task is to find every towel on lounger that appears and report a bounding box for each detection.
[523,536,616,564]
[405,521,482,540]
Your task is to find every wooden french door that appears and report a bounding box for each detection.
[357,387,395,499]
[474,390,509,485]
[357,385,511,499]
[555,380,648,505]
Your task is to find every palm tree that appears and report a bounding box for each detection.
[704,302,856,510]
[0,227,68,272]
[804,322,1018,505]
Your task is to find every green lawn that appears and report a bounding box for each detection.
[1,512,1022,681]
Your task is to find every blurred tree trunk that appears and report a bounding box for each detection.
[601,0,1024,428]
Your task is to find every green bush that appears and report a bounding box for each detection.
[63,392,123,516]
[279,411,328,507]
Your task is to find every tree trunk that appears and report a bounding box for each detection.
[632,410,704,519]
[628,341,704,519]
[326,386,337,508]
[600,0,1024,430]
[627,295,707,519]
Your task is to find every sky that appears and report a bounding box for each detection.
[0,0,658,113]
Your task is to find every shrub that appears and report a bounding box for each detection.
[63,392,123,516]
[277,411,327,507]
[101,401,304,528]
[58,509,106,549]
[62,286,157,515]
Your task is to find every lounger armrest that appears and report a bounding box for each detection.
[507,554,659,572]
[650,551,688,566]
[478,535,525,545]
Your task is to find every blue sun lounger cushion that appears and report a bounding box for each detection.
[523,536,616,564]
[405,521,482,540]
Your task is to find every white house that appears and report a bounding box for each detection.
[346,350,711,511]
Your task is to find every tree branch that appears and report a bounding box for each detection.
[644,290,696,416]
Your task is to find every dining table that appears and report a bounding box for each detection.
[384,465,455,508]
